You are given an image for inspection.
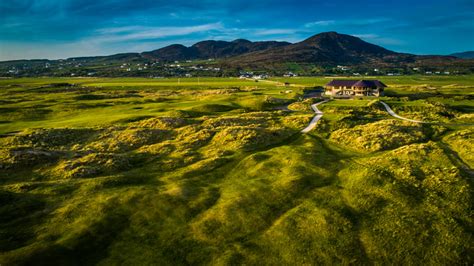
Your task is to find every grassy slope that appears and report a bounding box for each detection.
[0,77,472,265]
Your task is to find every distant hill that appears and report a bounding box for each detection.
[224,32,469,69]
[450,51,474,59]
[141,39,290,61]
[1,32,472,76]
[225,32,400,66]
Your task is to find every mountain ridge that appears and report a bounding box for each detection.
[450,51,474,59]
[224,32,401,66]
[141,39,291,61]
[1,32,472,76]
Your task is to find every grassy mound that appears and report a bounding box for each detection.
[392,100,456,122]
[443,129,474,168]
[132,116,189,129]
[5,128,97,149]
[191,138,334,248]
[339,142,471,264]
[210,126,293,151]
[0,148,60,170]
[237,96,287,111]
[329,120,426,152]
[190,104,237,113]
[0,77,472,265]
[287,98,318,112]
[202,112,278,128]
[281,114,313,129]
[53,153,131,178]
[174,125,216,149]
[85,128,171,152]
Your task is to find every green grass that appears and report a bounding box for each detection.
[0,76,473,265]
[270,75,474,87]
[0,77,275,89]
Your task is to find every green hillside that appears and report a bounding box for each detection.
[0,76,472,265]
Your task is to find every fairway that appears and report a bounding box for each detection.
[0,76,473,265]
[0,77,275,89]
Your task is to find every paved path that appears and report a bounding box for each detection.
[301,100,329,133]
[380,101,425,123]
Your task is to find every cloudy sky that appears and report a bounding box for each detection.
[1,0,473,60]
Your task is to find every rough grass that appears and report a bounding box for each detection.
[339,142,472,264]
[329,120,427,152]
[0,77,473,265]
[442,130,474,168]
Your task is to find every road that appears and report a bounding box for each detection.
[301,100,329,133]
[380,101,425,123]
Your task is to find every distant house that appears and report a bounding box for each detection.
[324,79,386,97]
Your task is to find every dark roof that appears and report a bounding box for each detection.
[326,79,386,88]
[326,79,359,87]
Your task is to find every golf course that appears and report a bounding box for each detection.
[0,75,473,264]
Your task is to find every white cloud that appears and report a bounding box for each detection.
[93,23,224,43]
[354,33,404,46]
[96,26,144,34]
[353,34,379,39]
[304,20,336,27]
[0,23,226,60]
[305,18,390,28]
[253,29,296,36]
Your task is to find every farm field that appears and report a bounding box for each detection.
[0,76,473,265]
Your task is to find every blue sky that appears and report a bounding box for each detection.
[1,0,473,60]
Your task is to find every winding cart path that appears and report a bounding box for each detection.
[380,101,425,123]
[301,100,329,133]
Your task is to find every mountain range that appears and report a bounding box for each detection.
[1,32,473,75]
[141,39,290,61]
[116,32,470,68]
[450,51,474,59]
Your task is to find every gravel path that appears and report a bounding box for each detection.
[380,101,425,123]
[301,100,329,133]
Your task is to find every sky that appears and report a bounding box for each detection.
[0,0,473,60]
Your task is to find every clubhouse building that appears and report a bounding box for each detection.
[324,79,386,97]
